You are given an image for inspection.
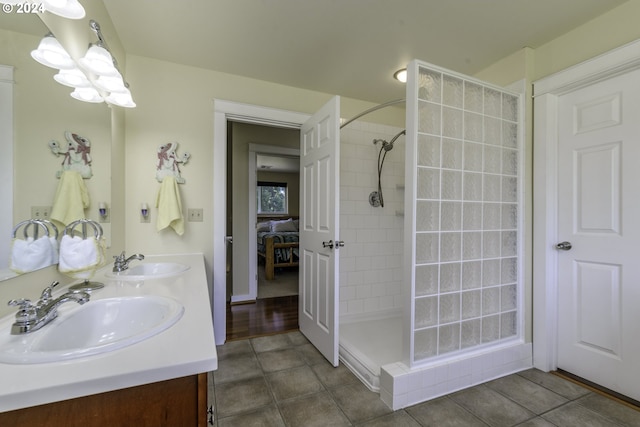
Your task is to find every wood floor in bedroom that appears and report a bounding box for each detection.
[226,295,299,341]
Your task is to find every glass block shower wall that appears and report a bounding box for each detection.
[409,63,521,364]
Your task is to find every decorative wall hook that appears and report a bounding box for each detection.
[49,131,93,178]
[156,141,190,183]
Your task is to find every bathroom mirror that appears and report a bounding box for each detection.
[0,12,112,280]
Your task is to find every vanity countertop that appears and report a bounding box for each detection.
[0,253,217,413]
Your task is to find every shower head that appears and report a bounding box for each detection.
[388,129,406,145]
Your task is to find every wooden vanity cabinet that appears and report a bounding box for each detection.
[0,373,208,427]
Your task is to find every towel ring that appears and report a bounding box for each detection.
[37,219,59,240]
[12,219,50,240]
[63,219,103,240]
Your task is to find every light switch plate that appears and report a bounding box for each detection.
[31,206,52,220]
[188,208,203,222]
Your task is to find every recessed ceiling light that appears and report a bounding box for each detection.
[393,68,407,83]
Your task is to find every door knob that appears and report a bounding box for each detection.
[555,241,572,250]
[322,240,334,249]
[335,240,345,248]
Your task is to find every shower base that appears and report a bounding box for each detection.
[339,314,402,392]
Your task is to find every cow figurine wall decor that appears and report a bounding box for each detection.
[156,141,190,183]
[48,131,93,179]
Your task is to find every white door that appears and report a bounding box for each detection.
[299,96,340,366]
[556,68,640,400]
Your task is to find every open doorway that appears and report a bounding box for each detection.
[226,121,301,340]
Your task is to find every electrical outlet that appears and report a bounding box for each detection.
[31,206,52,220]
[188,208,203,222]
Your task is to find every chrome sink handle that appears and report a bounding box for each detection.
[8,298,32,308]
[8,299,37,324]
[39,281,60,304]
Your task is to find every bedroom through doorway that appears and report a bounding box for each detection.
[226,121,300,340]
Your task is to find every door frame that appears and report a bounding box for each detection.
[0,65,13,272]
[532,39,640,371]
[213,100,309,344]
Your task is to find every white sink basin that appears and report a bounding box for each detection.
[105,262,190,280]
[0,296,184,364]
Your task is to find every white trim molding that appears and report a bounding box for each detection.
[0,65,14,272]
[212,99,309,344]
[532,38,640,371]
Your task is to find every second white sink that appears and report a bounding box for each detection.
[0,295,184,364]
[106,262,190,280]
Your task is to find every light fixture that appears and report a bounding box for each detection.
[30,33,75,69]
[79,43,119,77]
[94,72,127,93]
[30,20,136,108]
[70,86,103,103]
[82,20,136,108]
[105,87,136,108]
[393,68,407,83]
[54,67,91,88]
[42,0,86,20]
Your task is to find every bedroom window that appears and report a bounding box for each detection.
[257,181,288,214]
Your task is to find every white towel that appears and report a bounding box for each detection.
[9,236,56,274]
[49,236,59,264]
[50,170,90,229]
[58,235,105,279]
[156,175,184,235]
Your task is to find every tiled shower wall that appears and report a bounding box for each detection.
[339,121,406,319]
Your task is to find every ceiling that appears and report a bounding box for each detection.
[102,0,627,104]
[0,1,628,105]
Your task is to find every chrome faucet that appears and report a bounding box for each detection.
[7,281,90,335]
[112,251,145,272]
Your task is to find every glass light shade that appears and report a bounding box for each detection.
[30,35,75,69]
[70,87,104,103]
[79,45,118,77]
[94,73,127,93]
[43,0,86,19]
[106,88,136,108]
[394,68,407,83]
[54,67,91,88]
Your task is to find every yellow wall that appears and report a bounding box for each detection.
[475,1,640,85]
[533,0,640,81]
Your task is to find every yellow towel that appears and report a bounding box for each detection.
[50,170,90,229]
[156,175,184,235]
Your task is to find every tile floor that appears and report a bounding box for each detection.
[208,331,640,426]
